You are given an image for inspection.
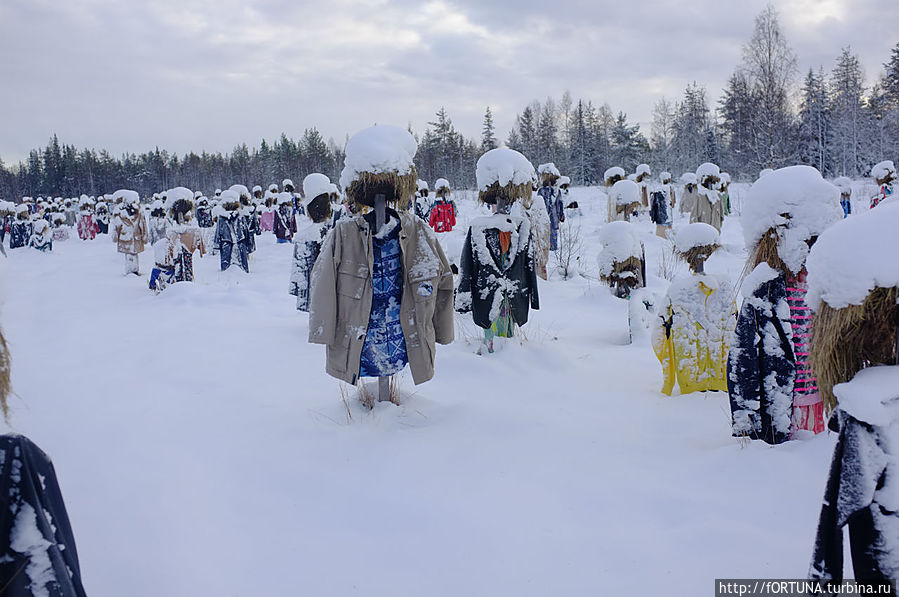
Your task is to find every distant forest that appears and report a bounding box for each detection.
[2,7,897,200]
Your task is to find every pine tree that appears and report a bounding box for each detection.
[480,107,497,152]
[829,47,871,176]
[797,68,831,174]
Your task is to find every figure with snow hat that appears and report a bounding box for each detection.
[727,166,843,445]
[273,191,297,243]
[718,172,732,216]
[51,212,69,242]
[650,171,676,238]
[148,198,168,245]
[457,148,540,354]
[308,125,454,399]
[870,160,895,208]
[112,190,149,275]
[635,163,652,209]
[64,198,77,227]
[608,178,642,223]
[282,179,304,216]
[833,176,852,217]
[652,223,735,395]
[166,189,205,281]
[414,180,432,221]
[428,178,456,233]
[692,163,724,231]
[678,172,699,218]
[95,200,110,234]
[252,185,264,204]
[9,205,32,250]
[214,190,251,272]
[597,220,648,343]
[260,184,278,232]
[29,218,52,252]
[537,163,565,250]
[804,202,899,586]
[229,185,259,256]
[289,173,334,312]
[76,196,99,240]
[603,166,626,222]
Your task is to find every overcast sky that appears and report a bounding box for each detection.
[1,0,897,163]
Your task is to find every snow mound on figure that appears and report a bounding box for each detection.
[871,160,895,182]
[597,221,642,277]
[165,187,194,208]
[681,173,697,185]
[806,201,899,310]
[636,164,651,177]
[113,189,140,205]
[832,176,852,193]
[303,173,332,202]
[832,365,899,427]
[609,179,640,206]
[696,163,720,181]
[434,178,450,191]
[674,223,720,252]
[604,166,625,182]
[537,163,560,177]
[742,165,842,248]
[339,125,417,189]
[476,148,535,191]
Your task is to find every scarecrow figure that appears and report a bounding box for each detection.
[229,185,259,256]
[597,220,647,343]
[719,172,732,216]
[273,191,297,243]
[95,201,110,234]
[804,202,899,586]
[260,185,278,232]
[692,162,724,231]
[457,148,540,354]
[309,125,454,401]
[112,190,149,275]
[635,163,652,208]
[29,218,52,252]
[537,163,565,250]
[679,173,699,218]
[428,178,457,233]
[650,171,676,238]
[290,173,334,312]
[148,199,168,246]
[9,205,32,249]
[870,160,895,208]
[414,180,432,221]
[76,196,99,240]
[604,166,626,222]
[213,190,250,272]
[652,223,735,395]
[51,213,69,242]
[166,192,205,282]
[609,179,642,223]
[833,176,852,217]
[727,166,843,444]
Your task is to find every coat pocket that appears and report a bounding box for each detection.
[336,265,368,300]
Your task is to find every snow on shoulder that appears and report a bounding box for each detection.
[833,365,899,427]
[476,148,535,191]
[806,201,899,310]
[597,221,641,277]
[609,179,640,206]
[303,173,332,201]
[674,223,719,253]
[742,165,842,248]
[339,125,417,190]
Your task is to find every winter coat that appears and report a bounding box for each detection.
[809,367,899,584]
[149,216,168,246]
[538,186,565,229]
[64,207,77,227]
[77,213,98,240]
[259,208,274,232]
[289,221,330,312]
[679,186,699,217]
[650,188,672,226]
[241,209,259,253]
[196,206,213,228]
[727,264,795,445]
[9,220,32,249]
[214,211,249,248]
[308,210,454,385]
[428,198,456,233]
[113,211,150,255]
[652,273,736,395]
[414,194,432,221]
[692,188,723,231]
[0,434,88,597]
[96,211,110,234]
[456,213,540,330]
[273,206,297,241]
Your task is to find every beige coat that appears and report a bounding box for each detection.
[113,212,149,255]
[308,211,454,385]
[691,188,724,231]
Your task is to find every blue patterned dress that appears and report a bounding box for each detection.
[360,221,408,377]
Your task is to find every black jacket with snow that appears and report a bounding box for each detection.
[809,380,899,584]
[727,264,795,445]
[0,434,87,597]
[455,214,540,330]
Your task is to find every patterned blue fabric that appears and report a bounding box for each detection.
[360,222,408,377]
[538,185,565,250]
[9,221,31,249]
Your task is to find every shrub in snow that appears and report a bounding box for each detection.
[339,125,418,211]
[742,165,842,275]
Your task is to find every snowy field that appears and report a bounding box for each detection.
[2,185,840,596]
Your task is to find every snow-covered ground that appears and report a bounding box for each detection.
[1,185,837,596]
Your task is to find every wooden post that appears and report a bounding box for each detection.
[375,193,391,403]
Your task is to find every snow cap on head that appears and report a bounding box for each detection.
[96,201,107,209]
[252,185,262,194]
[220,190,240,208]
[417,179,429,191]
[719,172,731,186]
[558,175,570,188]
[214,188,222,195]
[228,184,249,198]
[302,173,332,203]
[150,199,164,211]
[597,221,643,278]
[681,173,698,185]
[267,183,279,192]
[537,163,561,177]
[434,178,450,191]
[636,163,651,177]
[15,204,29,214]
[806,202,899,311]
[660,171,672,183]
[610,179,641,206]
[871,160,895,184]
[78,196,93,208]
[113,189,140,206]
[282,179,294,190]
[696,162,720,184]
[164,187,193,209]
[276,191,295,205]
[327,183,339,197]
[675,222,720,253]
[833,176,852,194]
[194,191,203,199]
[339,125,418,210]
[475,148,535,204]
[603,167,625,185]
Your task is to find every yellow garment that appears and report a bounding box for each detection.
[651,274,735,395]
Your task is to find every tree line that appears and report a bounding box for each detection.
[1,6,897,199]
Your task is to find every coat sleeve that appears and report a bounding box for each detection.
[428,206,438,229]
[430,234,455,345]
[727,301,761,437]
[308,229,338,346]
[651,301,676,396]
[809,416,847,584]
[455,227,475,313]
[526,236,540,310]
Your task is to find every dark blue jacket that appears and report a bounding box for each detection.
[9,221,32,249]
[727,267,795,445]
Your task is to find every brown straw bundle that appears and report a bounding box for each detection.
[345,170,418,212]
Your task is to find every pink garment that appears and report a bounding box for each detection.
[260,210,274,232]
[788,271,825,435]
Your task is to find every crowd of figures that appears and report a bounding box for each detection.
[0,124,897,591]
